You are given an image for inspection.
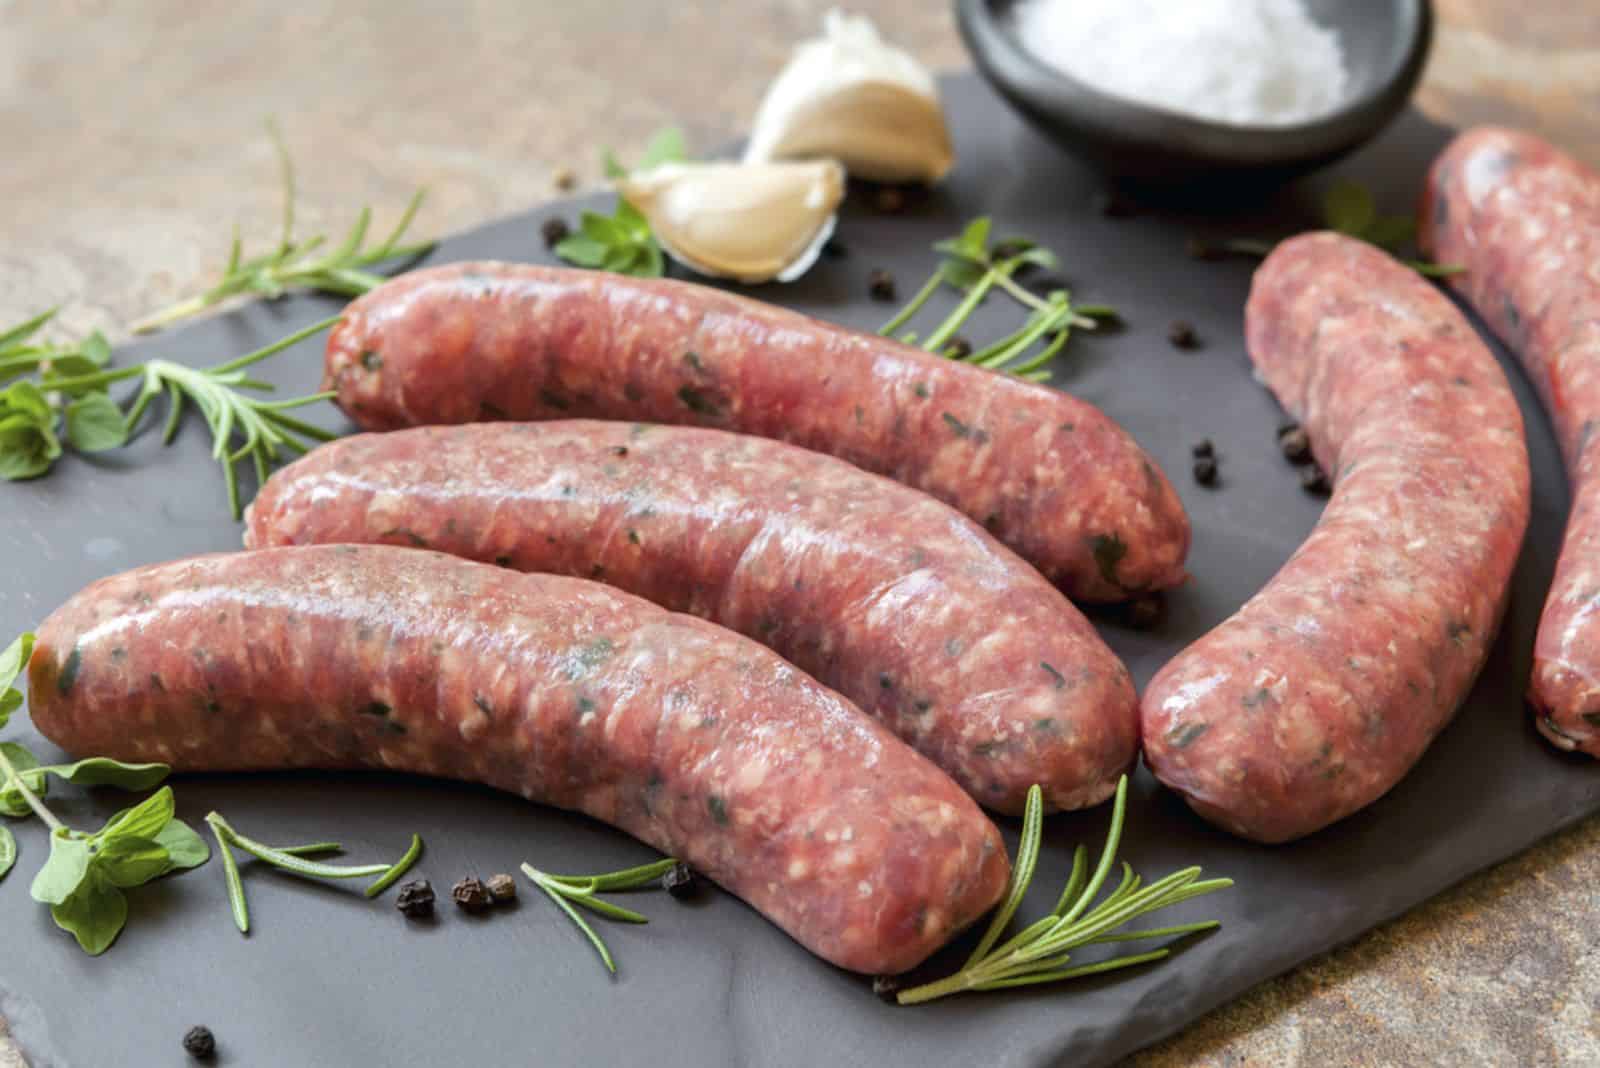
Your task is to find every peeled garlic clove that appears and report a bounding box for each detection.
[619,160,844,285]
[744,10,954,185]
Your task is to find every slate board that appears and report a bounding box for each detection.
[2,73,1596,1068]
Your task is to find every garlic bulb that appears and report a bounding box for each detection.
[743,10,954,185]
[619,159,845,285]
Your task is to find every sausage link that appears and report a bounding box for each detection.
[1421,127,1600,756]
[1141,234,1531,843]
[244,421,1138,814]
[26,546,1008,974]
[322,262,1190,603]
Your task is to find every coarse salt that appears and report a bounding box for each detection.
[1011,0,1349,127]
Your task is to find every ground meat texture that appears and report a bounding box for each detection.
[1421,128,1600,758]
[321,262,1190,604]
[1141,234,1531,843]
[26,546,1008,974]
[244,422,1138,814]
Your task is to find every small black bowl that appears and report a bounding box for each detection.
[956,0,1434,185]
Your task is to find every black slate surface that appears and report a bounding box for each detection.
[2,74,1596,1068]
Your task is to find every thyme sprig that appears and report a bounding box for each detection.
[521,857,680,974]
[131,124,433,334]
[880,217,1114,382]
[896,776,1229,1005]
[205,811,422,934]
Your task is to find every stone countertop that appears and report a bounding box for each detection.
[0,2,1596,1064]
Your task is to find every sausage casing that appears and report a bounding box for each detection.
[26,546,1009,973]
[1422,127,1600,756]
[1141,234,1531,842]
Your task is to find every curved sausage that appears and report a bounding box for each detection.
[26,545,1008,974]
[1141,233,1531,843]
[244,421,1138,814]
[1421,127,1600,757]
[321,261,1190,604]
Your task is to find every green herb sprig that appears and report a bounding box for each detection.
[0,312,127,479]
[204,812,422,934]
[11,316,341,517]
[1195,180,1463,278]
[895,776,1229,1005]
[0,633,211,955]
[556,127,690,279]
[881,217,1116,382]
[130,124,433,334]
[521,856,680,974]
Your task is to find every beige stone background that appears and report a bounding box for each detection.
[1,1,1597,1064]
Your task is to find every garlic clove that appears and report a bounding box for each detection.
[744,10,954,185]
[619,160,845,285]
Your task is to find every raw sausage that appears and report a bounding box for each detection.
[244,421,1139,814]
[1141,233,1531,843]
[26,545,1008,974]
[1421,127,1600,757]
[321,261,1190,603]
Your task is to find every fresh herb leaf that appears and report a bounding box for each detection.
[556,205,666,279]
[153,818,211,872]
[95,786,177,845]
[0,632,32,728]
[0,742,46,817]
[63,392,129,453]
[881,217,1103,383]
[49,868,127,956]
[604,126,689,179]
[895,777,1230,1004]
[0,825,14,881]
[1322,179,1377,237]
[35,757,170,791]
[30,831,94,905]
[129,125,432,334]
[203,812,421,932]
[94,835,173,889]
[0,308,56,353]
[521,856,681,974]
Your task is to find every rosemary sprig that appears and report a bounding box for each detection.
[33,316,340,518]
[521,857,679,974]
[204,812,421,934]
[880,217,1111,383]
[130,124,433,334]
[896,776,1229,1005]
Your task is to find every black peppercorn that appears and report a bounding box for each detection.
[486,873,518,903]
[552,167,577,192]
[1191,439,1215,459]
[868,269,898,303]
[1193,456,1219,487]
[1124,594,1166,631]
[1168,321,1201,350]
[872,975,901,1003]
[182,1026,216,1060]
[873,186,906,214]
[452,876,494,914]
[1277,424,1312,464]
[541,217,571,249]
[945,336,973,359]
[396,879,436,919]
[662,861,701,899]
[1300,465,1331,496]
